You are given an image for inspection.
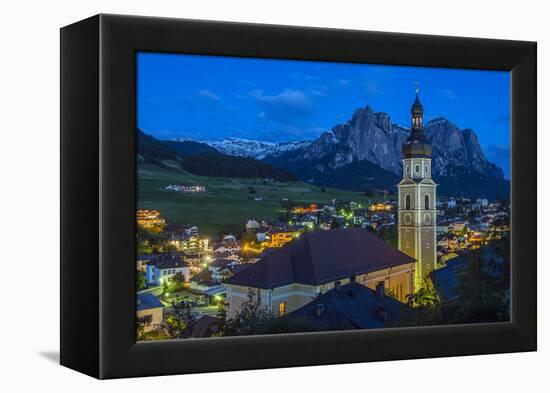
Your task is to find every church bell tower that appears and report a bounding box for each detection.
[398,88,437,290]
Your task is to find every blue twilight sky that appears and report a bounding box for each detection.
[137,52,511,178]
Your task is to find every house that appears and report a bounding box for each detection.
[213,241,241,255]
[136,209,165,231]
[476,198,489,207]
[190,269,215,292]
[449,222,468,233]
[184,225,199,237]
[137,293,164,332]
[261,226,303,248]
[137,255,155,272]
[224,228,416,318]
[245,219,261,232]
[256,232,268,242]
[213,241,241,262]
[223,234,237,242]
[208,258,236,282]
[284,281,404,330]
[182,235,209,255]
[146,254,191,286]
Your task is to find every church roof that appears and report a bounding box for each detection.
[224,228,415,289]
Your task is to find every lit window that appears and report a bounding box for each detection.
[279,302,287,316]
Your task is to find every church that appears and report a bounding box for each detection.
[222,89,438,319]
[397,88,438,290]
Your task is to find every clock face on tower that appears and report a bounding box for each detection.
[423,212,432,225]
[404,213,412,225]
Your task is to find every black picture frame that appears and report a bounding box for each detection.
[60,14,537,379]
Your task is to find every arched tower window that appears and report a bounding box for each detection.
[405,195,411,210]
[425,194,430,210]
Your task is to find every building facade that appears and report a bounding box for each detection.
[398,89,437,290]
[136,293,164,333]
[145,255,191,286]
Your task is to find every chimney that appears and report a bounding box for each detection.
[334,280,342,292]
[316,303,325,317]
[376,281,385,299]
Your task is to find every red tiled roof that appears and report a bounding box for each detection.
[225,228,415,289]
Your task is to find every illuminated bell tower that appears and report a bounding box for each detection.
[397,88,437,290]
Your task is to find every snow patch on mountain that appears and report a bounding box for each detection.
[202,137,313,159]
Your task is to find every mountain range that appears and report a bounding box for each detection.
[202,105,509,199]
[140,104,509,199]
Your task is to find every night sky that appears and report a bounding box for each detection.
[137,52,510,178]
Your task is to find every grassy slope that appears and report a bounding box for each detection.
[138,163,385,238]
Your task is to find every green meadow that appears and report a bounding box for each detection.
[137,163,385,238]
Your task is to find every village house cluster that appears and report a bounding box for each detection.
[436,197,510,262]
[136,191,509,339]
[165,184,206,193]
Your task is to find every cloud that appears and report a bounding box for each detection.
[250,89,314,126]
[364,80,383,95]
[310,88,328,97]
[442,89,457,99]
[250,89,312,110]
[197,89,220,101]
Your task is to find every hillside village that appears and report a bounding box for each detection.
[136,89,510,340]
[136,193,510,340]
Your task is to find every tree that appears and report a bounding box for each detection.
[137,271,146,291]
[169,272,186,291]
[136,315,152,340]
[214,299,228,336]
[164,300,196,339]
[405,286,439,307]
[162,280,169,296]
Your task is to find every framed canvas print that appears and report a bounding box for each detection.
[60,14,536,379]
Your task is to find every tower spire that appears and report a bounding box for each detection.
[402,86,431,158]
